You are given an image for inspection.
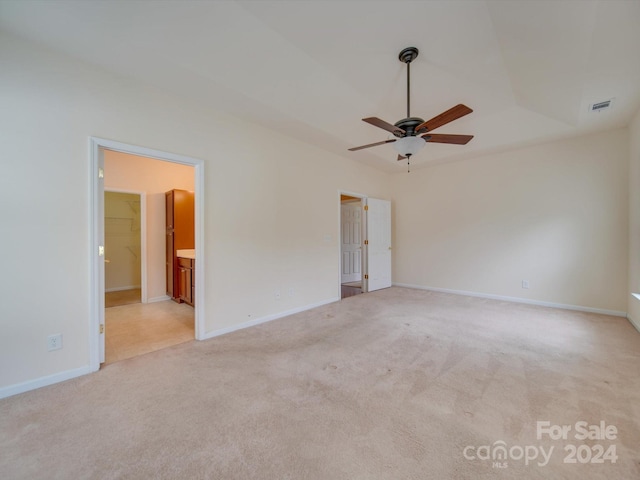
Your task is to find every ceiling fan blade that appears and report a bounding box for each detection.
[422,133,474,145]
[397,154,407,161]
[348,139,396,152]
[415,104,473,133]
[362,117,405,136]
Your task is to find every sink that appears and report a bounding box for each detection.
[176,249,195,259]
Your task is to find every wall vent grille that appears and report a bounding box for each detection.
[589,99,614,112]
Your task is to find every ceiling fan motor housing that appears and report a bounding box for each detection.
[394,117,427,137]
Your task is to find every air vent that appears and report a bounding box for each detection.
[589,98,614,113]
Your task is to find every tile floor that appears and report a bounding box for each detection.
[104,299,194,364]
[341,281,363,299]
[105,288,142,308]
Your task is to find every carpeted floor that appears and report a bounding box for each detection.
[1,287,639,479]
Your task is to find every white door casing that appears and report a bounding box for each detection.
[90,137,205,371]
[366,198,392,292]
[341,202,362,284]
[95,147,106,364]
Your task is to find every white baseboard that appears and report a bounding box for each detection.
[201,297,340,341]
[147,295,171,303]
[1,297,339,398]
[105,285,141,293]
[393,283,627,318]
[0,364,97,400]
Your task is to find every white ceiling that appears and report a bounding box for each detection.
[1,0,639,172]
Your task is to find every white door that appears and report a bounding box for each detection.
[341,202,362,283]
[366,198,392,291]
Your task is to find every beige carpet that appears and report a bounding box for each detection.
[1,287,639,479]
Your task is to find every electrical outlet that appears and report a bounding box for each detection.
[522,280,530,289]
[47,334,62,351]
[274,291,281,300]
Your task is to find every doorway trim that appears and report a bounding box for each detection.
[104,189,148,304]
[338,190,367,296]
[89,137,205,371]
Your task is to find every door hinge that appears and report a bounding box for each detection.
[98,167,104,179]
[364,240,369,245]
[99,324,104,334]
[364,274,369,280]
[364,205,369,211]
[98,245,105,256]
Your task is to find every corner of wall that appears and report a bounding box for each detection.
[627,108,640,320]
[627,314,640,334]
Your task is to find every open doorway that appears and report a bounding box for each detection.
[340,193,364,299]
[89,137,205,370]
[102,150,195,364]
[339,193,392,299]
[104,190,144,308]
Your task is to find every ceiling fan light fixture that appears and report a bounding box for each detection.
[392,136,425,157]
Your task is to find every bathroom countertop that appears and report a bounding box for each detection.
[176,249,195,259]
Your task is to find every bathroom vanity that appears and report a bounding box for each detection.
[166,189,194,304]
[176,249,195,306]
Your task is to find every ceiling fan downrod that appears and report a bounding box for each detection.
[407,60,411,118]
[399,47,419,120]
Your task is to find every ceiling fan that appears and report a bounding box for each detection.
[349,47,474,171]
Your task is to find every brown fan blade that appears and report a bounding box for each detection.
[422,133,474,145]
[362,117,405,136]
[415,104,473,133]
[348,139,396,152]
[397,154,407,161]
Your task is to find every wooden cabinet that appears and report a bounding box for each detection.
[178,257,194,306]
[166,189,194,302]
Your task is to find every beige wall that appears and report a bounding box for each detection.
[0,32,389,390]
[628,109,640,329]
[104,151,195,300]
[391,129,629,313]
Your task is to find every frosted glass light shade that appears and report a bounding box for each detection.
[392,136,425,156]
